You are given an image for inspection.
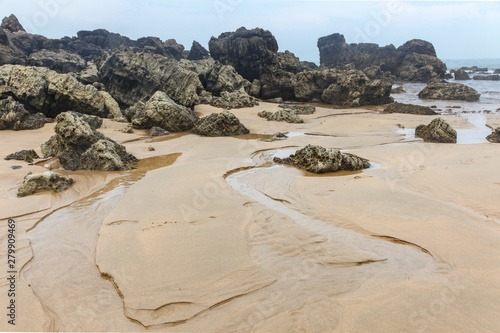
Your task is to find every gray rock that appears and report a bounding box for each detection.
[193,110,249,137]
[397,53,446,82]
[385,102,437,115]
[5,149,40,163]
[150,126,169,137]
[78,62,99,84]
[18,171,74,197]
[210,88,259,109]
[454,69,470,80]
[188,41,210,60]
[415,118,457,143]
[72,111,103,129]
[279,104,316,115]
[0,65,114,118]
[391,86,406,94]
[249,80,261,97]
[265,132,288,142]
[266,97,284,104]
[121,125,134,134]
[0,97,47,130]
[472,75,500,81]
[27,49,86,73]
[486,128,500,143]
[131,91,198,131]
[203,62,250,96]
[1,14,25,33]
[274,144,370,173]
[418,82,480,102]
[41,111,137,170]
[258,109,304,123]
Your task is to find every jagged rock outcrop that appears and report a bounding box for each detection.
[0,97,47,130]
[318,33,446,82]
[418,81,480,102]
[5,149,40,163]
[279,104,316,115]
[97,49,203,107]
[17,171,74,197]
[258,109,304,123]
[473,75,500,81]
[1,14,25,33]
[188,41,210,60]
[26,49,86,73]
[131,91,198,131]
[295,68,393,106]
[486,128,500,143]
[0,65,118,117]
[415,118,457,143]
[203,61,250,96]
[210,88,259,109]
[384,102,437,115]
[454,69,470,80]
[274,144,370,173]
[72,111,103,129]
[192,110,249,136]
[41,112,137,170]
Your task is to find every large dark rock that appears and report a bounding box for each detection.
[486,128,500,143]
[210,88,259,109]
[415,118,457,143]
[97,49,203,107]
[193,110,249,137]
[0,97,47,130]
[188,41,210,60]
[384,102,437,115]
[131,91,198,131]
[1,14,25,33]
[317,33,446,82]
[454,69,470,80]
[258,109,304,123]
[274,145,370,174]
[0,65,117,118]
[26,49,86,73]
[295,68,393,106]
[473,75,500,81]
[418,81,480,102]
[41,112,137,171]
[17,171,74,197]
[203,61,250,96]
[5,149,40,163]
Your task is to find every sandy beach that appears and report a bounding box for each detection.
[1,102,500,332]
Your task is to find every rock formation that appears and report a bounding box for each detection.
[453,69,470,80]
[131,91,198,131]
[192,110,249,136]
[415,118,457,143]
[150,126,169,137]
[210,88,259,109]
[17,171,74,197]
[486,128,500,143]
[418,81,480,102]
[203,61,250,96]
[258,110,304,123]
[5,149,40,163]
[278,104,316,115]
[188,41,210,60]
[1,14,25,33]
[473,75,500,81]
[391,86,406,94]
[26,49,86,73]
[274,145,370,173]
[41,112,137,170]
[384,102,437,115]
[0,97,47,130]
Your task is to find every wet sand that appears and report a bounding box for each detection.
[1,103,500,332]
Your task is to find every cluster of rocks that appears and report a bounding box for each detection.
[274,145,370,173]
[385,102,437,115]
[279,104,316,115]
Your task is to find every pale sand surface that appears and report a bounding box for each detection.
[0,103,499,332]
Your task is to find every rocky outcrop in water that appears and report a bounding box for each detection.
[131,91,198,131]
[473,75,500,81]
[258,110,304,123]
[0,97,48,130]
[453,69,470,80]
[295,68,393,106]
[210,88,259,109]
[98,49,203,107]
[385,102,437,115]
[415,118,457,143]
[418,81,480,102]
[486,128,500,143]
[41,111,137,170]
[274,144,370,173]
[318,34,446,82]
[17,171,74,197]
[5,149,40,163]
[193,110,249,136]
[0,65,118,118]
[391,86,406,94]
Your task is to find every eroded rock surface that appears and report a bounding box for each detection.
[17,171,74,197]
[385,102,437,115]
[0,97,47,130]
[193,110,249,136]
[418,82,480,102]
[415,117,457,143]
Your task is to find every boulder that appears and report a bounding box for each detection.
[279,104,316,115]
[78,62,99,84]
[150,126,169,137]
[0,97,47,130]
[486,128,500,143]
[5,149,40,163]
[384,102,437,115]
[472,75,500,81]
[41,111,137,170]
[17,171,74,197]
[72,111,103,129]
[418,82,480,102]
[415,118,457,143]
[274,144,370,174]
[188,41,210,60]
[26,49,86,73]
[131,91,198,131]
[295,68,393,106]
[97,49,203,107]
[454,69,470,80]
[265,132,288,142]
[1,14,25,33]
[258,110,304,123]
[391,86,406,94]
[210,88,259,109]
[203,61,250,96]
[396,53,447,82]
[0,65,115,118]
[192,110,249,136]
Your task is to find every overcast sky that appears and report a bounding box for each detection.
[1,0,499,63]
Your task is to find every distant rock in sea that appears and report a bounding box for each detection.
[418,81,480,102]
